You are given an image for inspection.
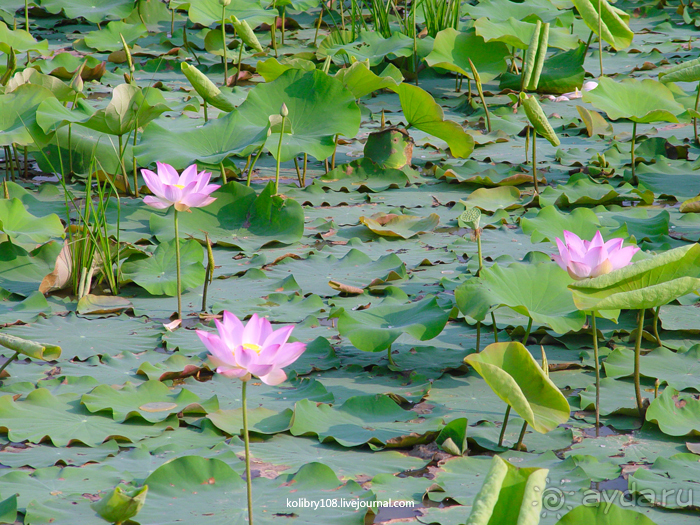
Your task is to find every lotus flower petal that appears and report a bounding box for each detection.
[553,230,637,281]
[142,162,220,212]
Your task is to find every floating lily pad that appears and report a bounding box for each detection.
[359,212,439,239]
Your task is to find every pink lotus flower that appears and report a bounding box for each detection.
[553,231,639,280]
[142,162,220,212]
[196,311,306,386]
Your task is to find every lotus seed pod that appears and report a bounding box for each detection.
[280,103,289,117]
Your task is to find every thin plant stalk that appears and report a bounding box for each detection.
[591,313,600,436]
[514,421,528,451]
[491,312,498,342]
[498,405,511,447]
[475,320,481,353]
[412,0,418,86]
[532,129,539,194]
[598,0,603,77]
[630,121,637,183]
[174,209,182,320]
[241,380,254,525]
[171,1,175,36]
[247,145,264,186]
[387,345,396,366]
[221,4,228,84]
[633,309,645,417]
[234,39,244,87]
[203,100,209,123]
[202,232,214,312]
[522,317,533,345]
[274,115,286,194]
[293,157,302,187]
[467,58,491,133]
[281,6,285,45]
[133,117,139,198]
[0,350,20,377]
[313,5,324,46]
[525,125,529,163]
[694,82,700,146]
[331,135,339,170]
[23,147,28,177]
[652,306,662,347]
[302,153,307,187]
[24,0,29,32]
[220,161,227,184]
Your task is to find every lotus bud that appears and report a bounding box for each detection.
[219,0,231,5]
[280,103,289,117]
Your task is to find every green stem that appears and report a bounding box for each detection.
[302,153,307,187]
[522,317,533,345]
[491,311,498,343]
[234,39,244,87]
[476,230,483,276]
[281,7,285,45]
[331,134,339,170]
[532,129,539,195]
[525,125,529,163]
[630,121,637,184]
[591,312,600,436]
[68,122,73,176]
[171,1,175,36]
[222,5,228,84]
[598,0,603,77]
[174,209,182,320]
[652,306,662,347]
[498,405,511,447]
[313,5,324,47]
[412,0,418,86]
[476,320,481,353]
[203,99,208,123]
[514,421,528,451]
[133,118,139,198]
[0,350,20,377]
[25,0,28,32]
[634,309,645,417]
[220,161,227,185]
[242,380,254,525]
[274,115,286,194]
[694,82,699,146]
[387,345,396,366]
[248,146,264,186]
[293,156,302,187]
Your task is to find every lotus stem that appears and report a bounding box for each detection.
[387,345,397,366]
[170,1,175,36]
[241,380,254,525]
[476,321,481,353]
[455,73,460,92]
[491,312,498,342]
[633,309,645,417]
[274,114,286,194]
[412,0,418,86]
[591,312,600,436]
[652,306,662,347]
[293,157,302,187]
[302,153,307,187]
[467,58,491,133]
[458,74,463,91]
[522,317,532,345]
[532,129,539,195]
[247,146,264,186]
[694,82,700,146]
[24,0,28,32]
[0,350,20,377]
[525,125,529,163]
[221,5,229,84]
[202,233,214,312]
[476,228,483,275]
[118,134,130,195]
[220,161,227,184]
[467,78,472,104]
[654,378,659,399]
[12,144,21,180]
[630,121,637,184]
[498,405,511,447]
[313,5,324,46]
[174,209,182,320]
[133,118,139,198]
[331,134,339,170]
[234,38,244,87]
[514,421,527,451]
[598,0,603,77]
[24,146,27,178]
[68,123,73,178]
[281,7,285,45]
[203,100,208,123]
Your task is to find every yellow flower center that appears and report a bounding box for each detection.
[174,184,185,189]
[242,343,262,353]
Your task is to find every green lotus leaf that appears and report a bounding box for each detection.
[330,32,414,67]
[455,263,588,334]
[81,381,216,423]
[135,109,268,169]
[474,17,579,50]
[40,0,136,23]
[0,332,61,361]
[538,172,638,208]
[0,197,64,246]
[149,181,304,251]
[362,128,413,170]
[256,56,316,82]
[520,205,627,244]
[186,0,275,28]
[555,503,657,524]
[462,186,521,212]
[568,243,700,311]
[0,240,62,297]
[83,21,147,52]
[90,486,147,524]
[0,494,17,524]
[0,22,48,54]
[0,83,54,147]
[0,389,177,447]
[425,28,509,83]
[629,454,700,509]
[207,407,293,435]
[334,296,449,353]
[32,52,104,81]
[466,454,548,525]
[465,341,571,433]
[435,160,534,186]
[290,394,440,447]
[36,97,94,134]
[464,0,560,23]
[659,57,700,83]
[645,386,700,436]
[604,346,700,391]
[582,77,685,123]
[360,212,439,239]
[334,61,403,99]
[79,84,169,137]
[571,0,634,50]
[6,68,77,103]
[319,158,410,192]
[238,69,361,161]
[392,83,474,158]
[122,239,205,297]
